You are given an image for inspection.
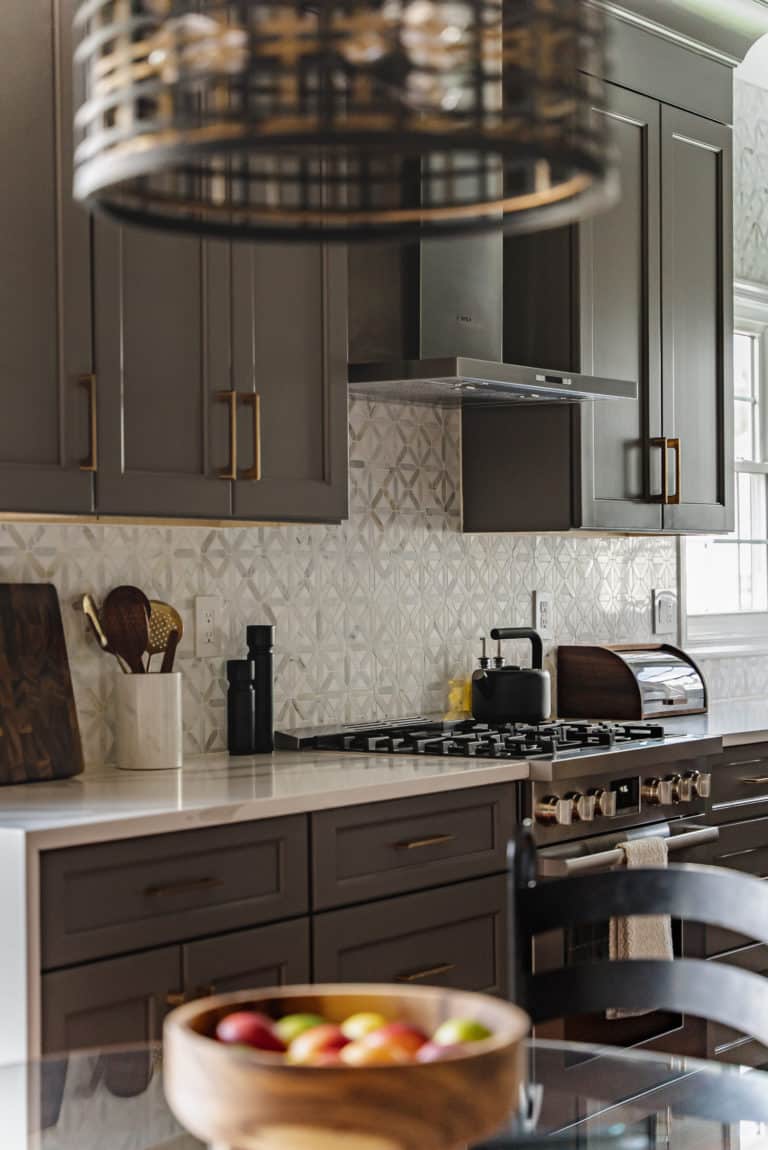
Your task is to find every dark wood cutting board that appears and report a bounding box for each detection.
[0,584,84,785]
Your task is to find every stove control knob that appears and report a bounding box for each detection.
[679,770,711,801]
[535,795,573,826]
[642,776,680,806]
[565,791,597,822]
[589,787,617,818]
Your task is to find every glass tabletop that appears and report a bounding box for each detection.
[3,1038,768,1150]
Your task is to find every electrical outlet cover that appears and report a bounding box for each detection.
[652,589,677,636]
[195,595,221,657]
[533,590,554,639]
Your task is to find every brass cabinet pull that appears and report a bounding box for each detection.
[742,777,768,786]
[650,437,681,505]
[79,374,98,472]
[240,393,262,481]
[397,963,456,983]
[668,437,681,505]
[395,833,456,850]
[217,390,238,480]
[144,876,224,899]
[165,991,187,1008]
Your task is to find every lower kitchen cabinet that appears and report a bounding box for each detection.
[312,875,508,994]
[183,918,310,998]
[42,947,180,1055]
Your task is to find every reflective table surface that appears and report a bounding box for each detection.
[3,1039,768,1150]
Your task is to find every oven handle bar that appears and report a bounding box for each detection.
[537,826,720,877]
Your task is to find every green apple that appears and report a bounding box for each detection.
[273,1012,327,1044]
[432,1018,492,1046]
[340,1011,389,1040]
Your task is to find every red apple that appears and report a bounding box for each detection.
[288,1024,350,1065]
[215,1011,286,1053]
[340,1037,408,1066]
[364,1022,428,1057]
[416,1041,465,1063]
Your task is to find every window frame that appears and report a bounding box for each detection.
[683,280,768,654]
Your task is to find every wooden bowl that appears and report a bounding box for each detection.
[164,983,529,1150]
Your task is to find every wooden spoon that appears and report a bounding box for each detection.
[160,628,180,674]
[102,586,151,674]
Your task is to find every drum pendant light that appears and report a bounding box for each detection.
[72,0,617,241]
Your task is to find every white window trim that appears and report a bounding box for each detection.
[683,279,768,655]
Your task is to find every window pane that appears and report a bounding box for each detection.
[687,536,740,614]
[735,399,755,461]
[740,541,768,611]
[735,331,756,398]
[738,471,768,539]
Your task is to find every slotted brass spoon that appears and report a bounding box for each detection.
[147,601,184,671]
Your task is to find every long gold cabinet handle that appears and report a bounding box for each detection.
[650,437,682,505]
[79,374,98,472]
[217,390,238,480]
[397,963,456,983]
[240,393,262,481]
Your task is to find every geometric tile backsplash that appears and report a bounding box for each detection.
[0,398,679,766]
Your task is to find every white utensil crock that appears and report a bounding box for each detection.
[115,672,183,770]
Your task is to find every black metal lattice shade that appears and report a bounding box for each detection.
[73,0,617,241]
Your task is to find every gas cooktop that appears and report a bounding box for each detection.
[276,717,671,761]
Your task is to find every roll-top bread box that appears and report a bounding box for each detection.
[557,644,707,720]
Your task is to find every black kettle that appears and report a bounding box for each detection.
[472,628,552,724]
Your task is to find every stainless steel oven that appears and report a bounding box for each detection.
[532,820,720,1057]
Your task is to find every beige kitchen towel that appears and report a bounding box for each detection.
[607,835,673,1019]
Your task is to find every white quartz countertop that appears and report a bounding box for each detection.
[0,749,529,850]
[663,700,768,746]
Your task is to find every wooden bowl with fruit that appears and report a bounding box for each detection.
[164,983,529,1150]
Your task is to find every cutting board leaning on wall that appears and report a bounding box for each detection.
[0,584,84,784]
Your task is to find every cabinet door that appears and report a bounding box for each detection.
[660,107,734,532]
[231,245,348,523]
[42,947,180,1054]
[313,876,508,995]
[577,85,663,531]
[0,0,93,514]
[93,220,232,519]
[183,919,310,1000]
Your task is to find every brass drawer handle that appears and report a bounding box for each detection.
[79,374,98,473]
[217,390,238,480]
[240,393,262,481]
[397,963,456,983]
[144,876,224,899]
[650,437,681,505]
[742,777,768,785]
[165,991,186,1008]
[395,833,456,851]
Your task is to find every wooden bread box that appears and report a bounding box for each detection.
[557,643,707,721]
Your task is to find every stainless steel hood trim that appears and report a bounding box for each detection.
[348,357,637,405]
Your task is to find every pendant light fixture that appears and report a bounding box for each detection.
[73,0,617,241]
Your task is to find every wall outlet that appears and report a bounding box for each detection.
[652,589,677,636]
[532,590,554,639]
[195,595,221,657]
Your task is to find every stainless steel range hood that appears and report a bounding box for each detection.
[348,231,637,405]
[349,358,636,405]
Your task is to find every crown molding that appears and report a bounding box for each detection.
[590,0,768,68]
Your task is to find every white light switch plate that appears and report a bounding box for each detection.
[652,589,677,636]
[533,590,554,639]
[195,596,221,657]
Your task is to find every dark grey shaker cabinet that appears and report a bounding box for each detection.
[42,947,181,1054]
[660,107,734,533]
[93,222,233,519]
[231,244,349,523]
[0,0,93,514]
[183,918,311,998]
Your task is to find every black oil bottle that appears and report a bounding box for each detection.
[226,660,256,755]
[247,624,274,753]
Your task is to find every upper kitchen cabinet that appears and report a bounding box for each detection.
[93,221,233,520]
[463,22,735,535]
[0,0,93,515]
[230,244,349,524]
[659,108,733,533]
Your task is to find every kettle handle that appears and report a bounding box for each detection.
[489,628,544,670]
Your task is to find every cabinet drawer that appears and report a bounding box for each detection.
[183,918,310,999]
[313,875,508,995]
[311,785,515,910]
[700,817,768,956]
[711,744,768,822]
[707,942,768,1066]
[41,816,308,969]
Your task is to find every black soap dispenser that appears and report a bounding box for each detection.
[247,624,274,753]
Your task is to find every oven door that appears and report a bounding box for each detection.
[532,821,720,1059]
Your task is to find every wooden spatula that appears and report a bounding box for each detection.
[102,586,151,674]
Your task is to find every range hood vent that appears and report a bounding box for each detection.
[347,231,636,406]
